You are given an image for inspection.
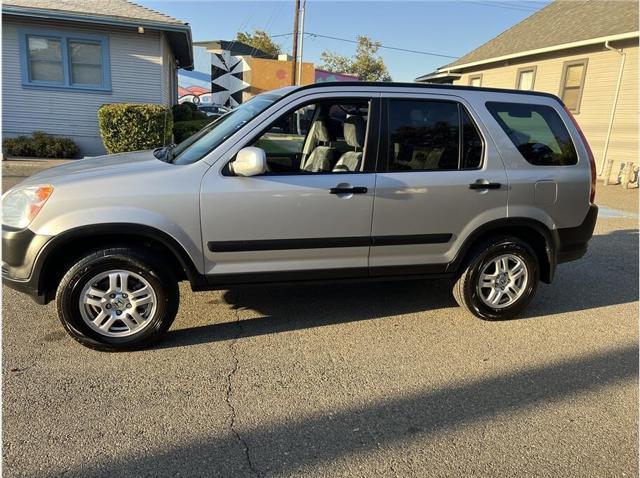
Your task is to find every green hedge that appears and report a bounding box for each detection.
[172,102,195,122]
[173,119,214,143]
[172,102,207,122]
[3,131,78,158]
[98,103,173,154]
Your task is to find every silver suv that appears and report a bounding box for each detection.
[2,82,598,351]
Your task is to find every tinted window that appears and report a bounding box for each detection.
[461,109,483,169]
[388,100,460,171]
[387,100,483,171]
[486,102,577,166]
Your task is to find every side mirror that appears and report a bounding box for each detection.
[231,147,267,177]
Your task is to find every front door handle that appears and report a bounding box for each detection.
[469,181,501,190]
[330,186,368,194]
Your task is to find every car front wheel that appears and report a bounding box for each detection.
[56,247,179,351]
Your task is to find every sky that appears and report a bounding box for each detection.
[139,0,550,82]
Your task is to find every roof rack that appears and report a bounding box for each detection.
[288,81,561,101]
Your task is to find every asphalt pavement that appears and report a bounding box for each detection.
[2,160,638,477]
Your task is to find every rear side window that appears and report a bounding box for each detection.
[486,102,577,166]
[461,109,483,169]
[387,100,483,171]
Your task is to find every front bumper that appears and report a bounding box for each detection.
[557,204,599,263]
[2,226,51,303]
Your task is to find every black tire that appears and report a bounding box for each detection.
[452,236,539,321]
[56,247,179,351]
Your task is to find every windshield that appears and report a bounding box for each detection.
[171,93,281,165]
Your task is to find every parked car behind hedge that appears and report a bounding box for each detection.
[98,104,172,154]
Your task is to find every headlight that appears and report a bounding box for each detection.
[2,185,54,229]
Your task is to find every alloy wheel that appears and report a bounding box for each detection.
[78,269,157,337]
[476,254,529,309]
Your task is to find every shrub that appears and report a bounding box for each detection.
[3,131,78,158]
[173,119,214,143]
[98,103,172,154]
[3,136,34,157]
[172,101,208,122]
[193,110,208,120]
[172,103,195,122]
[183,101,198,114]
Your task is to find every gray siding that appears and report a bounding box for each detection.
[2,16,168,156]
[160,32,177,106]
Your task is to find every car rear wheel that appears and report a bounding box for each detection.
[453,237,539,320]
[56,247,179,351]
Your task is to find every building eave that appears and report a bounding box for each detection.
[2,5,194,69]
[439,31,639,74]
[415,71,462,83]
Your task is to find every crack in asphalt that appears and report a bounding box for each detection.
[225,291,262,478]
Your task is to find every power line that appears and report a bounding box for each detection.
[467,1,539,12]
[466,1,537,12]
[483,0,538,7]
[226,12,255,61]
[275,32,458,59]
[476,0,539,10]
[518,0,550,6]
[254,1,286,57]
[267,2,546,62]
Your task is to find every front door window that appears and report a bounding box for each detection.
[239,99,371,174]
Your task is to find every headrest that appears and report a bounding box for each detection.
[344,116,366,149]
[312,120,331,143]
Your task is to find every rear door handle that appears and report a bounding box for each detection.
[330,186,368,194]
[469,181,501,190]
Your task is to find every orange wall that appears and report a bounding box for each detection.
[244,58,315,96]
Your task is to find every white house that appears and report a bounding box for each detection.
[2,0,193,156]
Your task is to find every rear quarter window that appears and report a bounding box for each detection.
[486,101,577,166]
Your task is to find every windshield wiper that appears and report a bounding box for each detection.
[153,144,176,162]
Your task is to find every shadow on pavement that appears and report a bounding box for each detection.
[161,228,638,349]
[526,228,638,317]
[161,279,455,349]
[53,345,638,477]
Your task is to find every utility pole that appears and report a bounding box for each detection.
[297,0,306,85]
[291,0,300,86]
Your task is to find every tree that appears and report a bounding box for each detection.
[320,35,392,81]
[236,30,282,57]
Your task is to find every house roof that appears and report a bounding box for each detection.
[440,0,639,71]
[2,0,194,69]
[3,0,186,25]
